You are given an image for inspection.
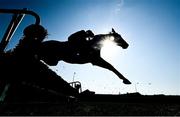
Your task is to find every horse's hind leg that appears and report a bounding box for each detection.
[91,57,131,84]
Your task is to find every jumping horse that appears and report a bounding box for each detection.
[38,29,131,84]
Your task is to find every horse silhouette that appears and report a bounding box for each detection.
[38,29,131,84]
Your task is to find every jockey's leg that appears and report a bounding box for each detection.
[91,57,131,84]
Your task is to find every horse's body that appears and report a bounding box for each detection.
[38,29,131,84]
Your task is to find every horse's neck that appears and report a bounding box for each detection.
[94,34,111,41]
[89,34,105,50]
[92,34,104,43]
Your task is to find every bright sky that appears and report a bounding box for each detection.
[0,0,180,95]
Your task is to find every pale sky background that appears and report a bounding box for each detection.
[0,0,180,95]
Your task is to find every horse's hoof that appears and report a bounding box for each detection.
[123,79,131,84]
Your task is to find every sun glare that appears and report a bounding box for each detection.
[100,39,119,61]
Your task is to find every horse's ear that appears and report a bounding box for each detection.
[112,28,116,33]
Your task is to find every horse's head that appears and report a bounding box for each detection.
[109,28,129,49]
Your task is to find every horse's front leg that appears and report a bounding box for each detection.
[91,57,131,84]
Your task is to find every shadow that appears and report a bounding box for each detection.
[0,24,78,102]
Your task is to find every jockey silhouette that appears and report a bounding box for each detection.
[68,30,94,57]
[2,24,48,83]
[13,24,47,59]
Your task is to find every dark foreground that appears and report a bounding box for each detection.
[0,94,180,116]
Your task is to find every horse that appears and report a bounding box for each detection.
[38,28,131,84]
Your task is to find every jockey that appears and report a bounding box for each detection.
[68,30,94,43]
[0,24,48,86]
[68,30,94,56]
[13,24,47,60]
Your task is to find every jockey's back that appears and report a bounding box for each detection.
[68,30,94,46]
